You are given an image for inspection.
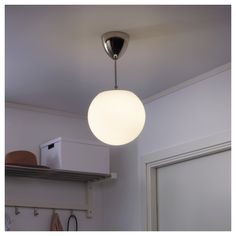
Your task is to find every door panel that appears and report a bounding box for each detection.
[157,150,231,231]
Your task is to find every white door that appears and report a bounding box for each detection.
[157,150,231,231]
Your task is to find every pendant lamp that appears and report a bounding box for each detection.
[88,31,146,146]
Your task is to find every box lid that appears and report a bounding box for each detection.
[40,137,108,148]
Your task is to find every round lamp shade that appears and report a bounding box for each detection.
[88,90,146,145]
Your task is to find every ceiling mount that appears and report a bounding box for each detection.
[102,31,129,60]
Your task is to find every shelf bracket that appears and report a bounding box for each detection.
[92,172,118,184]
[85,172,117,218]
[86,182,93,218]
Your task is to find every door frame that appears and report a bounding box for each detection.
[141,131,231,230]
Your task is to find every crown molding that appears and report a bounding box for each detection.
[5,63,230,118]
[5,102,86,120]
[143,62,231,104]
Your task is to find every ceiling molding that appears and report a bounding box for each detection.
[143,62,231,104]
[5,63,230,119]
[5,102,86,120]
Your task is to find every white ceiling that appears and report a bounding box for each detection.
[5,5,231,115]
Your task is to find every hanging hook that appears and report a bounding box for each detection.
[34,208,39,216]
[15,206,20,215]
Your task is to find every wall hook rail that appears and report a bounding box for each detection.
[6,173,117,219]
[6,204,87,214]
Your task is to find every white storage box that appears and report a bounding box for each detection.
[40,137,110,174]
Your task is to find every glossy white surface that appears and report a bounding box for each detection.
[88,90,145,145]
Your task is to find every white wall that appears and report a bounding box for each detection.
[103,65,231,230]
[5,107,104,231]
[5,107,96,159]
[102,141,142,230]
[139,68,231,156]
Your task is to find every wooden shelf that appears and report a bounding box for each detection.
[5,165,111,182]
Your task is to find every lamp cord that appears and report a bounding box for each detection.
[114,57,118,89]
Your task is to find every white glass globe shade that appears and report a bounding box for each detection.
[88,90,146,145]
